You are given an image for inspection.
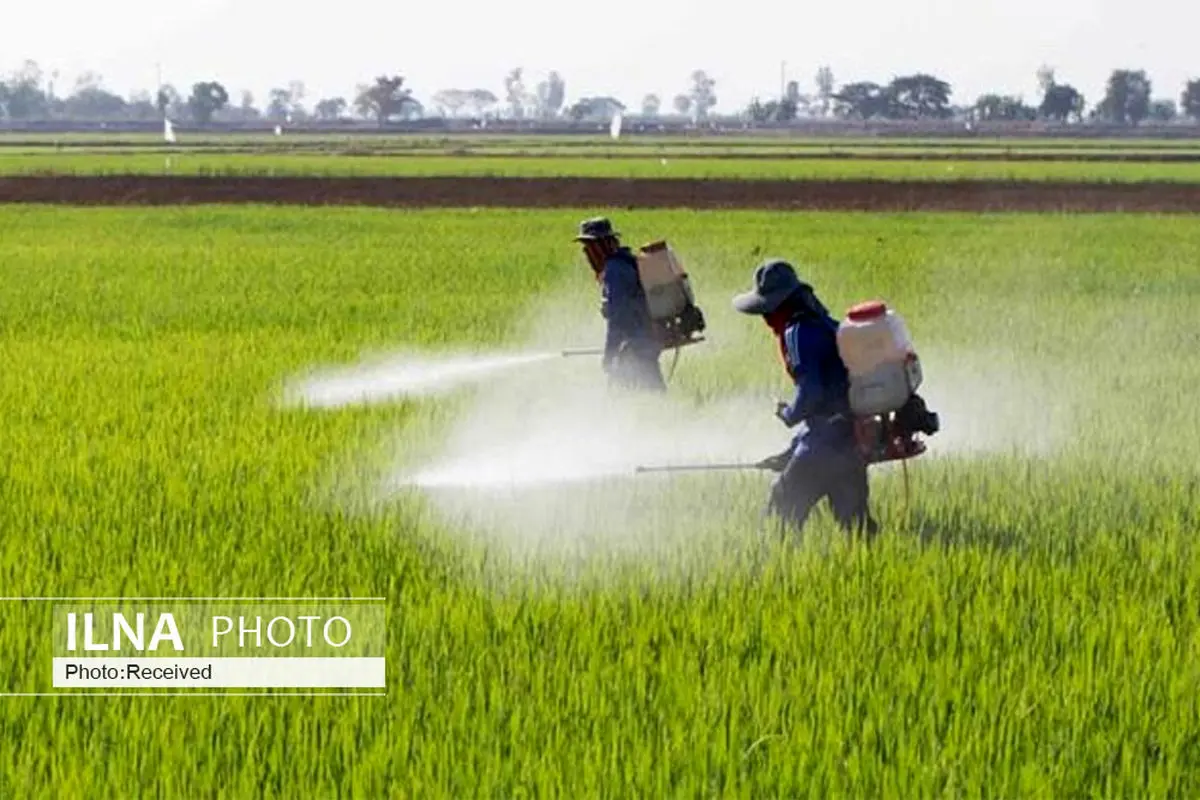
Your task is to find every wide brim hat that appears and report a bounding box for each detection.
[573,217,620,241]
[732,259,811,315]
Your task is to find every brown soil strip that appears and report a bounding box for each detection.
[3,175,1200,212]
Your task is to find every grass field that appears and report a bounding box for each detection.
[7,129,1200,182]
[3,131,1200,149]
[7,151,1200,182]
[11,142,1200,158]
[2,203,1199,794]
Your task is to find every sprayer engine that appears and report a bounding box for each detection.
[636,240,706,349]
[836,299,941,465]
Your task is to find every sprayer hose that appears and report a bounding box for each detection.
[666,345,682,383]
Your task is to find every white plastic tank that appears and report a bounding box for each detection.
[837,300,913,375]
[636,240,696,322]
[837,300,923,415]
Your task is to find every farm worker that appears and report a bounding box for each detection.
[733,259,879,539]
[574,217,666,392]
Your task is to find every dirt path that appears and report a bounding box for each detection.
[3,175,1200,212]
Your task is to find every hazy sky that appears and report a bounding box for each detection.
[7,0,1197,112]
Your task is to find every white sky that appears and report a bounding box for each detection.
[5,0,1197,112]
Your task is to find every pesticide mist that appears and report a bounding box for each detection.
[292,263,1086,579]
[357,282,788,572]
[384,360,786,567]
[279,349,559,408]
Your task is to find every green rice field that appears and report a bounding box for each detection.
[3,130,1200,149]
[5,151,1200,181]
[2,202,1199,794]
[5,129,1200,182]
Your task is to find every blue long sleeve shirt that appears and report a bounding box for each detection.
[600,249,660,363]
[776,310,853,443]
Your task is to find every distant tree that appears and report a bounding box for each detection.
[266,83,306,121]
[465,89,498,117]
[187,81,229,124]
[314,97,347,121]
[672,94,692,116]
[432,89,469,117]
[535,71,565,118]
[779,80,805,120]
[3,60,49,119]
[973,94,1036,121]
[745,97,796,123]
[1148,98,1177,121]
[354,75,419,125]
[237,91,260,119]
[156,84,184,119]
[434,88,501,118]
[888,73,952,118]
[124,91,160,121]
[566,96,625,122]
[832,81,892,119]
[1039,82,1085,122]
[504,68,526,118]
[1095,69,1152,124]
[745,98,771,123]
[688,70,717,119]
[1180,79,1200,120]
[63,72,126,119]
[266,88,291,120]
[815,65,835,117]
[641,94,661,116]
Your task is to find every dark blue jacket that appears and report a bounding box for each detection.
[601,248,660,363]
[776,306,854,452]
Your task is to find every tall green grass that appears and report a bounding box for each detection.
[1,206,1198,795]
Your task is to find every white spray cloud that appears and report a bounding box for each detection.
[295,248,1088,581]
[277,349,559,409]
[391,380,783,492]
[914,345,1074,460]
[381,367,787,571]
[363,273,793,569]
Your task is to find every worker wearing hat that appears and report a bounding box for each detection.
[733,259,878,539]
[575,217,666,392]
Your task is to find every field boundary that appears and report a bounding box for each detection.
[11,146,1200,163]
[4,175,1200,212]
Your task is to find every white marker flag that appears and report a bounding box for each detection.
[609,111,623,140]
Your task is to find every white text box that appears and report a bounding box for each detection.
[52,657,385,688]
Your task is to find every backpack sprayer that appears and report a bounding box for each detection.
[836,299,940,465]
[561,240,707,379]
[633,300,941,506]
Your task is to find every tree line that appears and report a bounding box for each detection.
[2,59,1199,127]
[747,67,1200,125]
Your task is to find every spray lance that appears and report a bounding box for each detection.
[561,337,705,358]
[634,448,791,475]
